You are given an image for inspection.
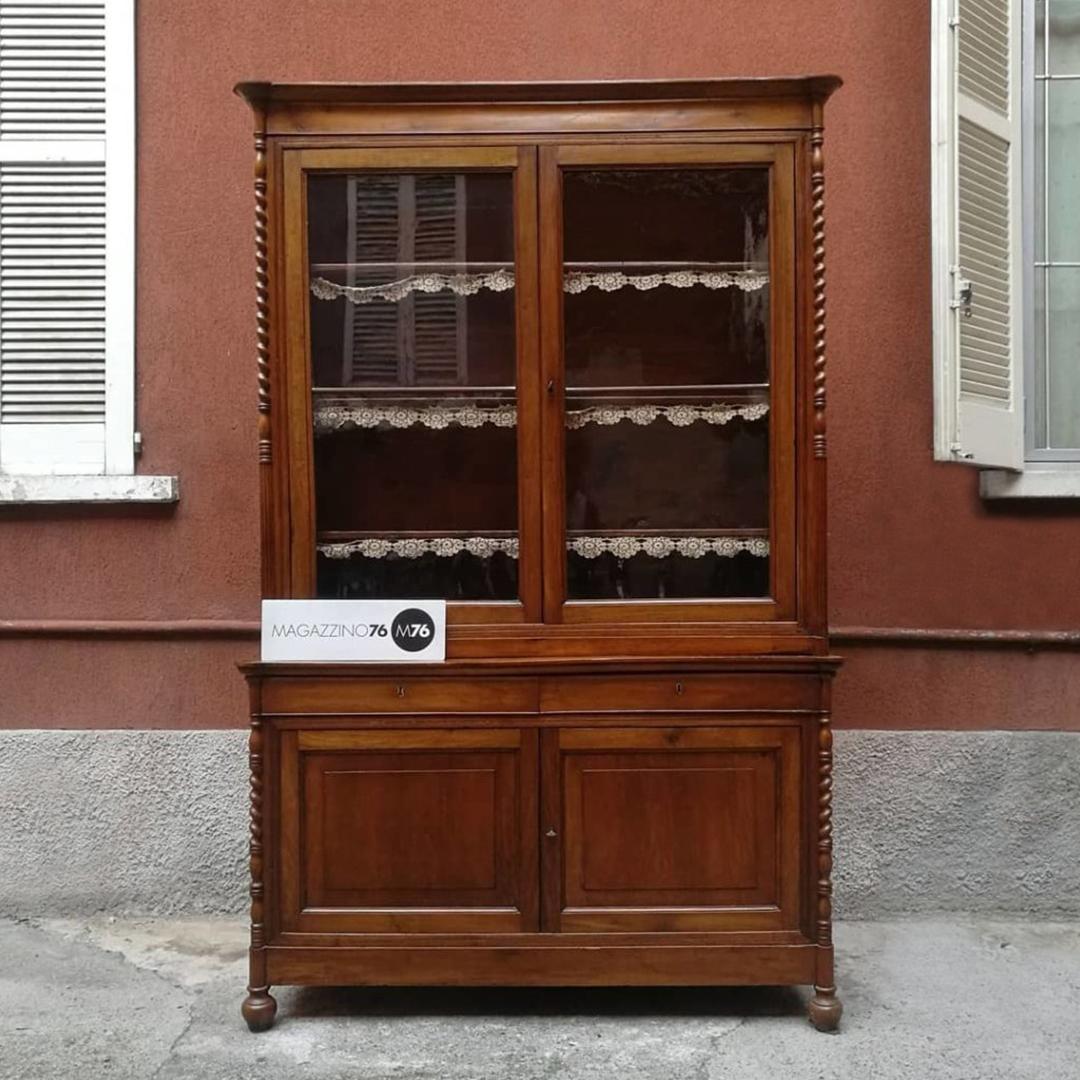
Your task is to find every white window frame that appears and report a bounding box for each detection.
[0,0,176,504]
[933,0,1080,496]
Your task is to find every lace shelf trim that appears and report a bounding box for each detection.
[310,267,769,305]
[319,537,520,560]
[314,403,517,434]
[568,536,769,560]
[565,401,768,429]
[313,400,769,433]
[563,269,768,295]
[316,535,769,560]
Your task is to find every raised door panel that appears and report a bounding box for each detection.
[543,726,801,932]
[280,728,538,933]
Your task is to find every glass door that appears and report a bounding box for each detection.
[283,147,541,621]
[540,144,796,623]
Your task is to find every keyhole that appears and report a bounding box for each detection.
[395,685,406,698]
[675,681,685,695]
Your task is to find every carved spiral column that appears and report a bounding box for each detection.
[242,697,276,1030]
[255,119,271,464]
[243,100,277,1030]
[815,713,835,948]
[810,123,827,459]
[252,103,281,599]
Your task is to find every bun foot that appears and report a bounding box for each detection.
[242,988,277,1032]
[808,987,842,1032]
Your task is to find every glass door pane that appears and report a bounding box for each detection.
[306,170,520,601]
[561,166,772,601]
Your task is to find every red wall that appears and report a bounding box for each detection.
[1,0,1078,730]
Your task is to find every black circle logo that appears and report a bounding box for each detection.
[391,608,436,652]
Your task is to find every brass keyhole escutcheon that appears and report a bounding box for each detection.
[675,681,685,695]
[395,685,406,697]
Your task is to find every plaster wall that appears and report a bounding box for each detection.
[1,0,1078,733]
[2,730,1077,918]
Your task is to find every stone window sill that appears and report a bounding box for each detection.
[0,475,180,505]
[980,466,1080,499]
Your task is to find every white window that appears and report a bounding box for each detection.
[0,0,175,503]
[933,0,1080,496]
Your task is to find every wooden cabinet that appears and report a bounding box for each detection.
[280,728,538,935]
[237,78,842,1033]
[545,726,801,934]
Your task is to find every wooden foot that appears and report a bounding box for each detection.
[242,987,277,1032]
[808,986,842,1032]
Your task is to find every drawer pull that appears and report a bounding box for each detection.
[545,827,558,839]
[395,685,406,698]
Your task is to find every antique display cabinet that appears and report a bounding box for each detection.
[236,78,842,1032]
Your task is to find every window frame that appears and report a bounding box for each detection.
[0,0,176,503]
[1023,0,1080,462]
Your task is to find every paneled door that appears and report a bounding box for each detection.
[278,728,539,934]
[540,725,802,932]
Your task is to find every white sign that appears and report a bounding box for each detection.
[261,600,446,663]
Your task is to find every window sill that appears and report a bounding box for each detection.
[980,466,1080,499]
[0,474,180,505]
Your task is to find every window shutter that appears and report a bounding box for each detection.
[0,0,133,476]
[931,0,1024,468]
[342,173,467,386]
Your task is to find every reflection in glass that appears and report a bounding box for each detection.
[562,168,771,600]
[307,172,519,600]
[1047,268,1080,447]
[1033,7,1080,451]
[1048,0,1080,74]
[1047,81,1080,262]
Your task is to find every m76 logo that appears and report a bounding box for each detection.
[391,608,437,653]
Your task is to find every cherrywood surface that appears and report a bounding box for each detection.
[265,942,819,987]
[550,726,800,932]
[279,726,538,935]
[239,77,842,1032]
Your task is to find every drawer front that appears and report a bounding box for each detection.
[542,725,802,933]
[540,674,819,714]
[262,676,539,715]
[279,727,539,934]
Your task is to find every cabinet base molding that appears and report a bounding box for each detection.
[263,941,820,987]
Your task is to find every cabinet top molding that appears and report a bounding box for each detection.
[234,77,842,136]
[234,77,842,105]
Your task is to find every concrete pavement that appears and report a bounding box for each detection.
[1,917,1077,1079]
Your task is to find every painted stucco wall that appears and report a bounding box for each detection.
[1,0,1079,732]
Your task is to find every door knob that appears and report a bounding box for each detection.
[545,827,557,839]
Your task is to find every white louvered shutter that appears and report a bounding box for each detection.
[931,0,1023,468]
[0,0,133,475]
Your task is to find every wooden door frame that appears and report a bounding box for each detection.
[278,725,540,934]
[279,144,543,623]
[540,722,802,933]
[538,142,798,628]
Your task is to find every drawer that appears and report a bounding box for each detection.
[539,674,819,713]
[261,676,539,715]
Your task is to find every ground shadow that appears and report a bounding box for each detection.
[284,984,807,1021]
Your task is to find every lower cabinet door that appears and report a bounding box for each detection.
[542,726,802,933]
[280,728,539,934]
